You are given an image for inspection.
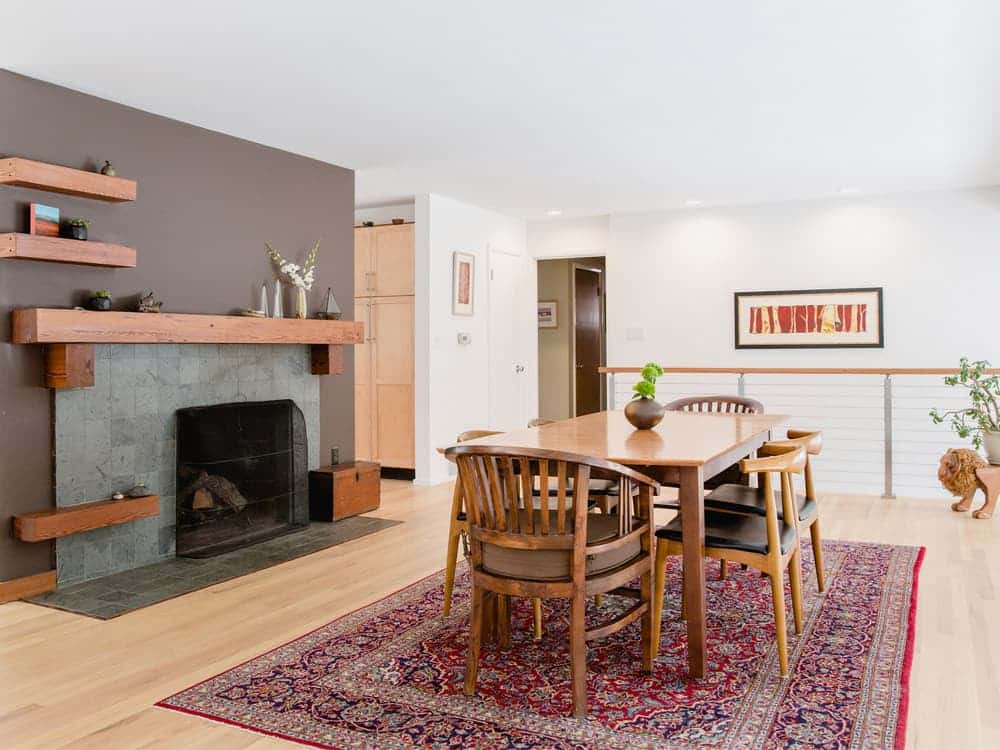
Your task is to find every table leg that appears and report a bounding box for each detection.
[678,465,706,678]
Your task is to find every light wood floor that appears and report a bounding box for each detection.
[1,480,998,749]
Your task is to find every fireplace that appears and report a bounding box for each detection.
[176,399,309,558]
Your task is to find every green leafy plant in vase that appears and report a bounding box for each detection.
[930,356,1000,464]
[625,361,666,429]
[61,217,92,241]
[88,289,112,311]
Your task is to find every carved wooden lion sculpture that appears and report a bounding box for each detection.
[938,448,999,519]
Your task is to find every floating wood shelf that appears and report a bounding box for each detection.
[0,233,136,268]
[11,309,364,388]
[0,157,137,202]
[13,495,159,542]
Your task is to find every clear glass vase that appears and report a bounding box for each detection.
[295,287,307,319]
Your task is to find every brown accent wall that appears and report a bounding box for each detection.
[0,70,356,581]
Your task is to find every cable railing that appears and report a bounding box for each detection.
[599,366,993,499]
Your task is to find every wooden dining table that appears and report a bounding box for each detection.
[449,409,788,678]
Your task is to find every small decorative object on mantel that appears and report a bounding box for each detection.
[99,160,117,176]
[265,239,319,319]
[28,203,60,236]
[125,483,149,498]
[111,491,125,501]
[938,448,1000,519]
[362,221,374,227]
[391,218,405,225]
[137,289,163,313]
[60,217,91,241]
[315,287,342,320]
[259,282,269,318]
[272,280,284,318]
[88,290,112,311]
[930,357,1000,464]
[624,361,666,430]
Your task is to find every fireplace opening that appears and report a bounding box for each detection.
[176,399,309,558]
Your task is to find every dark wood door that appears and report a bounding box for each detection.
[574,267,602,415]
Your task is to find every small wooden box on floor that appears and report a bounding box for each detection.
[309,462,381,521]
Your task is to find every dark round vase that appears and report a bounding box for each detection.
[88,296,111,311]
[624,398,665,429]
[62,225,88,241]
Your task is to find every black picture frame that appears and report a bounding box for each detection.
[733,287,884,349]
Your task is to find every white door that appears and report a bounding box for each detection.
[488,249,534,430]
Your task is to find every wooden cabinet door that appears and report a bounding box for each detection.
[371,296,414,468]
[354,300,374,461]
[354,227,374,297]
[372,224,414,296]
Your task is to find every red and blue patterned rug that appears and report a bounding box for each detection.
[158,540,923,749]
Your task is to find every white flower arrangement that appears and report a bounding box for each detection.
[265,239,320,290]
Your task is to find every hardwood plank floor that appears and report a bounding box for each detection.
[1,479,997,749]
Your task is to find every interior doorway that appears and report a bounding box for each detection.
[536,256,606,420]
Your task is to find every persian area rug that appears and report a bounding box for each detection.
[158,541,923,750]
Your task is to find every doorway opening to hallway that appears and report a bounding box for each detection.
[536,256,607,421]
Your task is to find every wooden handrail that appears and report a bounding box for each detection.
[599,366,1000,376]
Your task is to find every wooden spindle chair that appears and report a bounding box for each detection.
[443,430,545,640]
[446,444,659,718]
[653,444,807,677]
[702,430,826,590]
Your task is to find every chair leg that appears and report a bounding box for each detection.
[640,567,654,673]
[810,519,826,592]
[652,540,670,651]
[569,590,588,718]
[465,585,484,695]
[719,559,728,580]
[788,548,804,635]
[497,594,512,650]
[533,598,543,640]
[443,526,461,617]
[769,567,789,677]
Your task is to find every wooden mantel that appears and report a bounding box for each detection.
[12,308,364,387]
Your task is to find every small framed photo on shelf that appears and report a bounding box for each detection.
[734,287,884,349]
[29,203,60,237]
[537,300,558,328]
[452,251,475,316]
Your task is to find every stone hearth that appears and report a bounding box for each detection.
[53,343,320,585]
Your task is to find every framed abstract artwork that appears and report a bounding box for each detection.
[734,287,884,349]
[452,251,475,316]
[537,300,557,328]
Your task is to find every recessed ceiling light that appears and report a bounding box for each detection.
[839,187,861,194]
[546,209,563,216]
[684,200,703,207]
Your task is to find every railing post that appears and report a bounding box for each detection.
[737,373,746,397]
[606,372,616,411]
[883,374,895,499]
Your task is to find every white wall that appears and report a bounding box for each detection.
[414,193,533,484]
[531,189,1000,367]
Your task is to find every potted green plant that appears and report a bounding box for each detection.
[61,217,92,241]
[930,356,1000,464]
[88,289,112,311]
[625,361,666,429]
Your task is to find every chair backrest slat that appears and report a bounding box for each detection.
[518,457,534,534]
[665,395,764,415]
[556,462,568,534]
[538,459,550,534]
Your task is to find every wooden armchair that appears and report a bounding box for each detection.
[653,444,807,676]
[446,444,659,717]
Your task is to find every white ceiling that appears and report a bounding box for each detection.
[4,1,999,218]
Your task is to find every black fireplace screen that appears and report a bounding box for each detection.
[176,399,309,558]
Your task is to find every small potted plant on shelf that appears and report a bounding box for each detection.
[930,356,1000,464]
[61,217,92,241]
[88,289,112,311]
[625,361,666,429]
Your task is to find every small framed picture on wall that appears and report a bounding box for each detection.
[452,251,475,316]
[537,301,558,328]
[734,287,884,349]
